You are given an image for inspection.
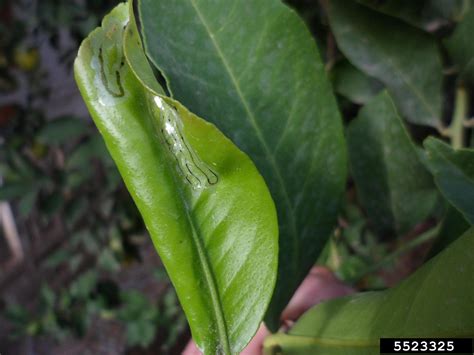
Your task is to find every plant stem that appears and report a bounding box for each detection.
[451,86,468,149]
[348,224,440,284]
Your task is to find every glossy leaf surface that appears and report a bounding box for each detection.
[137,0,347,329]
[74,4,278,354]
[264,227,474,355]
[328,0,443,127]
[424,137,474,224]
[347,92,437,236]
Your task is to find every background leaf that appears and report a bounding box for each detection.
[445,4,474,84]
[424,137,474,224]
[356,0,427,28]
[37,116,89,145]
[75,4,278,353]
[428,206,469,258]
[355,0,470,29]
[331,60,384,105]
[264,227,474,355]
[347,91,438,237]
[66,134,110,170]
[137,0,347,329]
[0,182,36,201]
[328,0,443,127]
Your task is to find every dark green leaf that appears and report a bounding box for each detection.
[445,5,474,84]
[18,188,37,217]
[424,137,474,224]
[66,134,111,169]
[37,117,89,145]
[81,232,100,254]
[356,0,469,29]
[44,249,71,269]
[328,0,443,127]
[331,60,384,105]
[153,268,168,282]
[356,0,427,28]
[40,285,56,308]
[428,206,469,258]
[41,191,64,217]
[68,254,83,273]
[0,182,35,201]
[4,304,30,325]
[119,290,157,320]
[125,320,157,347]
[137,0,347,330]
[347,92,438,236]
[65,170,92,188]
[65,199,88,227]
[10,152,36,179]
[98,249,121,272]
[75,4,278,353]
[119,291,159,347]
[69,270,98,299]
[263,227,474,355]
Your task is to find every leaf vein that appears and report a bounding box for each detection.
[188,0,300,276]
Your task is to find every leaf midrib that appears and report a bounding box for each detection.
[182,195,232,354]
[127,10,231,351]
[186,1,299,268]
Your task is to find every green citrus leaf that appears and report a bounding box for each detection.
[137,0,347,330]
[424,137,474,224]
[74,4,278,354]
[328,0,443,127]
[428,206,469,258]
[347,91,438,236]
[445,5,474,84]
[263,227,474,355]
[37,117,89,145]
[331,60,384,105]
[355,0,470,29]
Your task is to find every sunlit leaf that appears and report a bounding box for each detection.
[74,4,278,353]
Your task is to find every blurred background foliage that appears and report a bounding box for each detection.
[0,0,187,353]
[0,0,473,354]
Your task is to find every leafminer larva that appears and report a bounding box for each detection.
[150,96,218,189]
